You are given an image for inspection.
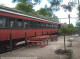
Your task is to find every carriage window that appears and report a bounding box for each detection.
[41,23,45,28]
[35,21,40,29]
[8,17,15,28]
[39,22,42,28]
[52,24,54,28]
[9,21,14,28]
[24,21,28,28]
[32,21,38,29]
[31,21,35,29]
[0,16,6,28]
[18,22,22,27]
[55,25,58,28]
[54,25,58,29]
[17,19,23,28]
[48,24,50,28]
[46,24,48,28]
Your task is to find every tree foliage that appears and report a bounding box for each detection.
[76,5,80,27]
[52,15,59,22]
[59,24,76,51]
[37,8,52,17]
[50,0,60,7]
[59,24,76,35]
[61,5,72,12]
[12,0,41,6]
[78,5,80,17]
[78,5,80,12]
[13,0,26,3]
[15,1,52,17]
[16,2,36,14]
[76,21,80,27]
[50,0,60,11]
[15,0,61,18]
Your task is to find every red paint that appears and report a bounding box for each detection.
[0,11,57,24]
[0,11,59,41]
[0,29,58,41]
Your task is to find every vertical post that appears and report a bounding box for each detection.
[68,14,71,40]
[25,32,27,45]
[78,0,79,4]
[68,14,70,25]
[42,31,43,35]
[34,32,36,37]
[64,35,66,51]
[9,32,13,51]
[47,32,48,35]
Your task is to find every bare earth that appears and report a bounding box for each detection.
[72,37,80,59]
[0,36,74,59]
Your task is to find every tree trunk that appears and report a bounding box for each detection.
[64,35,66,51]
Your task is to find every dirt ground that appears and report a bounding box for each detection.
[72,36,80,59]
[0,36,75,59]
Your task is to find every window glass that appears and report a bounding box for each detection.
[24,20,32,29]
[16,19,23,28]
[8,17,16,28]
[46,24,48,28]
[39,22,41,28]
[28,21,32,29]
[48,24,50,28]
[18,22,22,27]
[54,24,58,29]
[33,21,39,29]
[52,24,54,28]
[37,22,40,29]
[41,23,44,28]
[0,16,6,28]
[44,23,46,28]
[36,22,41,29]
[51,24,53,28]
[43,23,46,28]
[9,21,14,28]
[50,24,52,28]
[24,21,28,28]
[56,25,58,28]
[30,21,35,29]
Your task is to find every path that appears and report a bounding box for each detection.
[72,36,80,59]
[0,36,70,59]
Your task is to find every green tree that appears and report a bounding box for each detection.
[50,0,60,11]
[78,5,80,17]
[16,2,36,14]
[51,15,59,22]
[76,21,80,35]
[50,0,60,7]
[59,24,76,51]
[37,8,52,17]
[61,5,72,12]
[13,0,27,3]
[76,22,80,27]
[12,0,41,6]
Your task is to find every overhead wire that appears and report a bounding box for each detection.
[58,17,79,19]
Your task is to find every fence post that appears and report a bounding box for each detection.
[47,32,48,35]
[42,31,43,35]
[25,32,27,45]
[9,32,13,51]
[35,32,36,37]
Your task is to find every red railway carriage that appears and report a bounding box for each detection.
[0,6,60,53]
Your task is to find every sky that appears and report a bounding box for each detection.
[54,0,78,26]
[0,0,79,26]
[0,0,17,7]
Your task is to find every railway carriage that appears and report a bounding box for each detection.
[0,6,60,53]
